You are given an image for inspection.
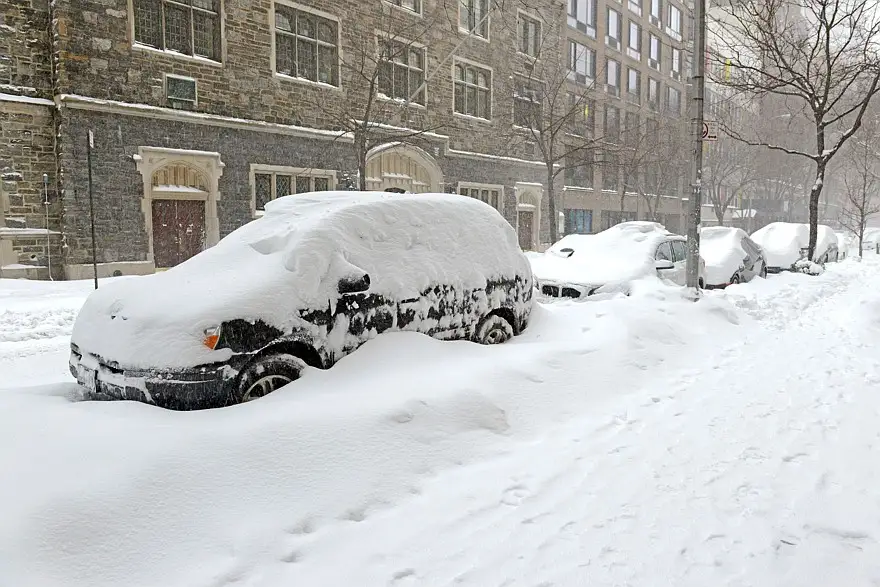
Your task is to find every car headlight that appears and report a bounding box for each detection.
[203,325,221,350]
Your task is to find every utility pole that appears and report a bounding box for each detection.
[87,130,98,289]
[686,0,706,292]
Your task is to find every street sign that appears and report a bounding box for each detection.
[701,120,718,141]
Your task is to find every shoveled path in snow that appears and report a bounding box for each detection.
[270,264,880,587]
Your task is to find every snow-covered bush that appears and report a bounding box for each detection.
[793,258,824,275]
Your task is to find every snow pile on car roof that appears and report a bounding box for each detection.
[700,226,748,285]
[71,192,529,368]
[530,222,674,287]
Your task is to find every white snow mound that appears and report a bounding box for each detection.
[700,226,748,285]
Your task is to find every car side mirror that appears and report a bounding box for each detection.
[559,247,575,258]
[654,259,674,270]
[337,273,371,295]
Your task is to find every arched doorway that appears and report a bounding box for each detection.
[515,183,543,251]
[365,143,443,193]
[136,147,224,269]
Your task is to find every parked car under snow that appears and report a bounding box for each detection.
[530,221,706,300]
[69,191,534,409]
[700,226,767,288]
[750,222,839,273]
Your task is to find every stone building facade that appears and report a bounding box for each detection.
[1,0,691,279]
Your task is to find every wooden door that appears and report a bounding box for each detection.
[518,211,534,250]
[152,200,206,268]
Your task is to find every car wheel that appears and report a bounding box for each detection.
[731,273,741,285]
[237,353,306,403]
[474,314,514,345]
[760,263,768,279]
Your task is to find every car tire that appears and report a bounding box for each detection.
[731,273,741,285]
[236,353,307,404]
[474,314,514,345]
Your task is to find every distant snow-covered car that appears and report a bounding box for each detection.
[69,191,534,409]
[700,226,767,288]
[750,222,839,272]
[530,221,706,300]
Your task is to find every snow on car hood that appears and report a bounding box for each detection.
[71,191,531,369]
[530,222,671,289]
[751,222,837,268]
[700,226,748,285]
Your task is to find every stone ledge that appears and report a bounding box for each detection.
[65,260,155,280]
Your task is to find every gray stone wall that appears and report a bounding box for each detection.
[0,0,52,98]
[58,108,550,265]
[52,0,564,162]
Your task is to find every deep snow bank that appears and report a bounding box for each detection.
[0,282,740,587]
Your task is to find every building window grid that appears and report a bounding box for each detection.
[666,85,681,115]
[649,34,662,69]
[650,0,662,25]
[627,67,641,104]
[627,20,641,60]
[628,0,642,16]
[133,0,221,60]
[378,39,426,105]
[513,76,543,128]
[460,0,489,38]
[253,170,333,212]
[454,62,492,119]
[568,0,598,38]
[648,77,660,111]
[667,3,682,39]
[607,8,622,48]
[606,58,621,96]
[670,46,682,80]
[518,13,542,57]
[565,209,593,234]
[459,184,503,211]
[568,40,596,84]
[386,0,421,14]
[274,5,339,86]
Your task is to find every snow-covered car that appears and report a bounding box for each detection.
[862,227,880,251]
[69,191,534,409]
[530,221,706,300]
[750,222,839,272]
[700,226,767,288]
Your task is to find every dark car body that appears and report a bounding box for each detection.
[69,192,533,410]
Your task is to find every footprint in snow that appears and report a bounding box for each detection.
[501,483,531,506]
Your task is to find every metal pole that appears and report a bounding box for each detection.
[87,130,98,289]
[686,0,707,291]
[43,173,53,281]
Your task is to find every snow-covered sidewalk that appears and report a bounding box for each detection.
[1,261,879,587]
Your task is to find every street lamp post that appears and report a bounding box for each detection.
[686,0,707,292]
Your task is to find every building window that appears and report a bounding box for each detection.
[601,209,637,229]
[670,47,682,80]
[568,0,597,38]
[378,39,426,105]
[454,61,491,119]
[252,166,336,212]
[514,76,543,128]
[650,0,662,25]
[386,0,421,14]
[602,152,619,190]
[568,40,596,83]
[518,13,541,57]
[649,34,661,69]
[565,209,593,234]
[648,77,660,110]
[667,3,682,39]
[626,67,641,104]
[604,104,620,141]
[607,8,622,48]
[565,148,594,186]
[627,21,641,59]
[275,5,339,86]
[133,0,221,60]
[460,0,489,38]
[666,85,681,115]
[628,0,642,16]
[459,183,503,211]
[606,58,621,96]
[568,93,595,136]
[624,111,639,146]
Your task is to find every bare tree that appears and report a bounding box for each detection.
[839,115,880,253]
[703,138,759,225]
[710,0,880,258]
[501,21,613,243]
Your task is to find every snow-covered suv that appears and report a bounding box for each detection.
[69,191,534,409]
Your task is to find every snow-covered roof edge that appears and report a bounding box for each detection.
[0,93,54,107]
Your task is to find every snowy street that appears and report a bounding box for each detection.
[3,259,880,586]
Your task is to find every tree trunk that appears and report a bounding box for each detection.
[858,224,865,259]
[547,165,558,244]
[807,159,826,260]
[355,131,368,191]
